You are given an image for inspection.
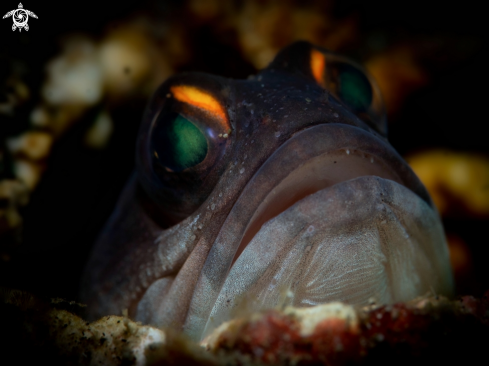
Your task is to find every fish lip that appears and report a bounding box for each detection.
[261,123,431,205]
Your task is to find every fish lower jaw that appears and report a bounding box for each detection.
[203,176,453,340]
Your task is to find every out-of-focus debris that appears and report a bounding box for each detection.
[100,30,151,98]
[407,150,489,217]
[42,37,103,107]
[0,77,30,116]
[7,131,53,161]
[12,159,43,190]
[366,45,428,118]
[234,1,358,69]
[447,234,472,277]
[0,181,29,223]
[0,180,29,252]
[446,234,474,290]
[35,25,174,137]
[99,25,172,99]
[188,0,224,21]
[84,111,114,149]
[37,37,103,137]
[30,103,87,136]
[4,131,52,193]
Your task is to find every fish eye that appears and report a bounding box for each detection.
[333,63,373,113]
[152,113,208,173]
[310,48,387,135]
[136,80,232,221]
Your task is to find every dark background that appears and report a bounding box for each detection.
[1,0,487,302]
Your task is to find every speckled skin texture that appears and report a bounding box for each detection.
[81,42,453,341]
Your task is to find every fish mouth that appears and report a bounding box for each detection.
[229,123,432,268]
[183,123,453,341]
[232,139,426,267]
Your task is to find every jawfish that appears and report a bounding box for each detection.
[81,41,454,341]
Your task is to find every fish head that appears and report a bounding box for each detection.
[81,41,454,341]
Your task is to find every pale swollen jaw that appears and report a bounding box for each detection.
[203,176,453,340]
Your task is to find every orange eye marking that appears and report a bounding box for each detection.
[170,85,227,125]
[310,49,326,87]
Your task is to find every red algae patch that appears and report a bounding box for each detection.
[203,302,361,364]
[204,295,489,365]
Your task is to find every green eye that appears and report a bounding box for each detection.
[153,114,208,172]
[337,64,373,113]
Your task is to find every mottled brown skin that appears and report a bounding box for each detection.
[81,42,453,341]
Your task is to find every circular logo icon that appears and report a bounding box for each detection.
[12,9,28,28]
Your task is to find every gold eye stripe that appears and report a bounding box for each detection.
[310,49,326,87]
[170,85,228,128]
